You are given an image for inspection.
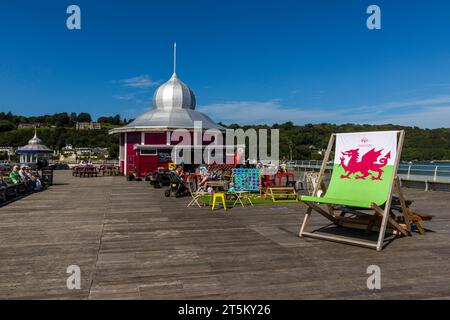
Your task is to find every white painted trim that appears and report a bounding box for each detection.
[166,131,171,145]
[140,148,157,156]
[124,132,127,175]
[141,132,145,145]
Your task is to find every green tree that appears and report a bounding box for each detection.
[77,113,92,122]
[0,120,15,132]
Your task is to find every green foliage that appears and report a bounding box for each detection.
[97,114,122,125]
[0,120,15,132]
[1,111,449,161]
[0,111,127,127]
[76,112,92,123]
[0,127,118,155]
[223,123,450,161]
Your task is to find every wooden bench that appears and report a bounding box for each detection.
[0,185,8,202]
[265,186,298,203]
[0,181,18,205]
[0,177,30,206]
[102,167,120,176]
[78,167,98,177]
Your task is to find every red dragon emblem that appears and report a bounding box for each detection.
[339,148,391,180]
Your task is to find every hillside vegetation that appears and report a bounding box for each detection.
[1,112,449,161]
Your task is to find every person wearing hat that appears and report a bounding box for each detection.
[19,165,36,190]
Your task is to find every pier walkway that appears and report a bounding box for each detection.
[1,171,449,299]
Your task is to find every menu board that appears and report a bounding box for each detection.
[158,150,172,163]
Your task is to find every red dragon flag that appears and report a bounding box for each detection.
[325,131,398,206]
[335,131,396,181]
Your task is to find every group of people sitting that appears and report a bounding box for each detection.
[78,160,93,167]
[9,165,43,192]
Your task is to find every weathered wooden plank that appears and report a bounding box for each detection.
[0,170,449,299]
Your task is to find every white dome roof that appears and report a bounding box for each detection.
[16,129,53,154]
[153,73,196,110]
[109,44,225,134]
[110,73,224,133]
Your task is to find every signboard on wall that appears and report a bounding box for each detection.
[158,150,172,163]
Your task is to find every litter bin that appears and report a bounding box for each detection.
[41,168,54,186]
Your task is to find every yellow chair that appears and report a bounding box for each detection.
[211,192,227,211]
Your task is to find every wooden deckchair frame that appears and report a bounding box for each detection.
[187,178,209,208]
[299,130,406,251]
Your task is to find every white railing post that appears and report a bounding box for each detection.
[434,166,438,182]
[407,165,411,179]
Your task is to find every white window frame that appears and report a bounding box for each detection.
[140,148,157,156]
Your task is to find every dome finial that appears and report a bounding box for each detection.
[173,42,177,76]
[33,125,37,139]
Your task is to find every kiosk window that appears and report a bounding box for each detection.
[140,148,157,155]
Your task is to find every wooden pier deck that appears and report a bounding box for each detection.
[1,171,449,299]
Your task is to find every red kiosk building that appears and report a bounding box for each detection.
[110,47,228,177]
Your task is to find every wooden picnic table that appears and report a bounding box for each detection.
[100,165,120,176]
[73,166,98,177]
[204,180,229,191]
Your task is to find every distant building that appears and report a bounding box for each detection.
[62,144,74,151]
[59,145,109,161]
[0,146,14,160]
[18,123,40,128]
[75,147,109,159]
[76,122,101,130]
[76,148,92,157]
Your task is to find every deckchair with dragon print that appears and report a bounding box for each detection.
[299,130,416,251]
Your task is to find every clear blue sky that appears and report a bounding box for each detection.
[1,0,450,128]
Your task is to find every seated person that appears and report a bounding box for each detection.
[175,166,185,180]
[9,165,22,184]
[19,166,36,190]
[25,167,43,191]
[79,160,88,167]
[198,170,218,188]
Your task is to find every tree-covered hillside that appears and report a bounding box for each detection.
[224,122,450,161]
[1,112,449,161]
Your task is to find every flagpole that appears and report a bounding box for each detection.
[173,42,177,75]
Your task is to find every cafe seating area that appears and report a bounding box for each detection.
[160,163,302,211]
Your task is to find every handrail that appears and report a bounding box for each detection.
[286,160,450,181]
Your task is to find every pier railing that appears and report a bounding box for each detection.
[286,160,450,183]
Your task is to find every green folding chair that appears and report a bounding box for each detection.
[299,130,412,251]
